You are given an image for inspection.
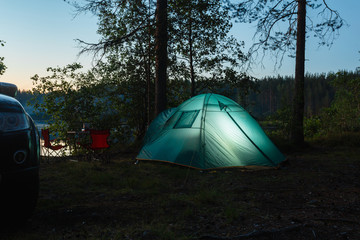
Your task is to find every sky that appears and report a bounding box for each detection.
[0,0,359,91]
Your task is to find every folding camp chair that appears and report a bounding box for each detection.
[41,129,66,160]
[78,129,110,162]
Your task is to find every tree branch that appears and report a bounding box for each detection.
[251,11,297,54]
[321,0,336,13]
[76,21,151,58]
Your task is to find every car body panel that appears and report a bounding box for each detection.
[0,84,40,221]
[0,94,40,179]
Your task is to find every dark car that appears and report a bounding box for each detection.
[0,82,40,222]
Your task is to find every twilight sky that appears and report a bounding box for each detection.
[1,0,359,90]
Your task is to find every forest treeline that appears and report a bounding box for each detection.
[16,69,360,142]
[16,71,336,119]
[248,72,335,119]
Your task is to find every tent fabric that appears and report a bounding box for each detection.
[137,93,286,170]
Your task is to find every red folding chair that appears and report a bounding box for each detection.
[78,129,110,162]
[41,129,66,160]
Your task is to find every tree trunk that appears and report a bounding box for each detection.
[146,0,152,126]
[291,0,306,145]
[189,16,195,97]
[155,0,168,116]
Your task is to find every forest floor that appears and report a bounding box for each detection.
[1,142,360,240]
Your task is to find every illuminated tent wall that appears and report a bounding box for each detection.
[136,93,286,169]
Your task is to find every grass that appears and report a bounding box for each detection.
[1,140,360,239]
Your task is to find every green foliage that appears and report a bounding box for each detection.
[0,40,6,76]
[30,63,145,144]
[303,70,360,139]
[327,71,360,132]
[72,0,157,129]
[263,103,292,140]
[73,0,250,102]
[91,55,149,140]
[207,69,259,109]
[32,64,89,135]
[261,70,360,140]
[303,116,323,138]
[168,0,247,95]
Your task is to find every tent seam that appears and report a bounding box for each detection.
[226,111,276,166]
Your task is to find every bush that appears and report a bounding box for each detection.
[304,116,323,139]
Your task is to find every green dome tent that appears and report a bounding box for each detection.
[136,93,286,170]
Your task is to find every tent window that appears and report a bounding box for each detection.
[174,110,199,128]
